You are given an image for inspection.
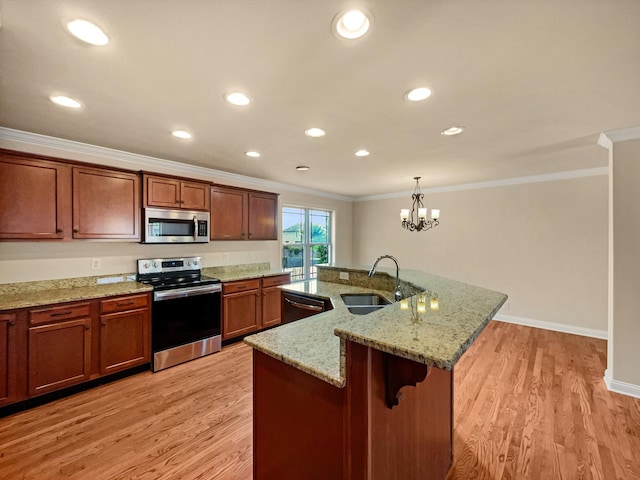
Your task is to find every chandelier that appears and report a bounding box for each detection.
[400,177,440,232]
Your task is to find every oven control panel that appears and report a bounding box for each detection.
[137,256,201,275]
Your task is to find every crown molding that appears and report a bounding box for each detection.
[0,127,353,202]
[598,126,640,149]
[354,167,609,202]
[0,126,611,204]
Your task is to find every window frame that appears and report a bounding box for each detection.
[281,206,333,282]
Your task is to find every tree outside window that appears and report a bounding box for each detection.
[282,207,332,281]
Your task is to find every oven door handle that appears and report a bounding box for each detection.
[154,284,222,301]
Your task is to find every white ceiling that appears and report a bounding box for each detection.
[1,0,639,197]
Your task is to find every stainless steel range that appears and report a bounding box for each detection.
[137,256,221,372]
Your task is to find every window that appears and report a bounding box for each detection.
[282,207,332,281]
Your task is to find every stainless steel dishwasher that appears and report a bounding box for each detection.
[281,291,332,324]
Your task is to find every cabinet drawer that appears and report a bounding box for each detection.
[262,274,291,288]
[0,313,16,323]
[223,279,261,294]
[100,294,149,314]
[29,302,91,326]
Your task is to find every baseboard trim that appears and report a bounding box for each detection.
[493,313,608,340]
[604,369,640,399]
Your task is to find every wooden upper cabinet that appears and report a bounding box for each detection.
[144,174,209,211]
[210,186,278,241]
[0,152,71,240]
[72,167,140,239]
[248,192,278,240]
[210,186,248,240]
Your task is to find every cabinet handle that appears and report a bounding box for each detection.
[85,324,90,330]
[73,228,79,234]
[8,320,15,326]
[51,310,73,317]
[56,228,63,233]
[116,301,135,307]
[248,232,252,238]
[101,320,107,326]
[236,285,247,290]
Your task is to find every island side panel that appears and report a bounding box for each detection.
[346,340,454,480]
[252,350,345,480]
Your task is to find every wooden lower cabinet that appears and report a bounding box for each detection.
[223,280,262,340]
[99,294,150,375]
[28,314,92,397]
[0,313,18,406]
[1,292,154,404]
[261,274,291,328]
[223,274,291,340]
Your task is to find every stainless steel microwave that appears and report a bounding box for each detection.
[142,208,210,243]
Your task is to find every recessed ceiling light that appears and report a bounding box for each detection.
[404,87,432,102]
[66,19,109,46]
[49,95,82,108]
[171,130,192,139]
[305,128,326,138]
[296,166,310,171]
[441,126,465,136]
[355,150,370,157]
[225,92,251,106]
[245,151,261,158]
[333,9,372,39]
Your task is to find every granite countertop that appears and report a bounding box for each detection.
[0,281,152,311]
[244,265,507,388]
[0,262,289,311]
[203,264,289,283]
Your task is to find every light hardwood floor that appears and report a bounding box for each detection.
[0,321,638,479]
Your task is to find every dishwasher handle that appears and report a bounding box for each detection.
[284,296,324,312]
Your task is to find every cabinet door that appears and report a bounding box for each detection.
[146,175,181,208]
[73,167,140,239]
[248,192,278,240]
[28,317,91,396]
[210,186,248,240]
[0,153,71,239]
[0,313,17,406]
[181,181,210,211]
[223,290,261,340]
[100,309,150,375]
[262,287,283,328]
[261,274,291,328]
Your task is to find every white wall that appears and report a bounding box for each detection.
[0,134,353,284]
[353,174,609,334]
[609,137,640,389]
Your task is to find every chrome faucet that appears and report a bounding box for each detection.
[368,254,403,302]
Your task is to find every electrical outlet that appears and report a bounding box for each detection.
[250,251,256,260]
[505,302,510,311]
[339,271,349,280]
[91,258,101,270]
[223,253,229,261]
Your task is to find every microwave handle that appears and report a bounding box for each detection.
[193,215,198,241]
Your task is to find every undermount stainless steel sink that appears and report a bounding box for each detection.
[341,293,392,315]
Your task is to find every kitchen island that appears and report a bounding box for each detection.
[244,264,507,480]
